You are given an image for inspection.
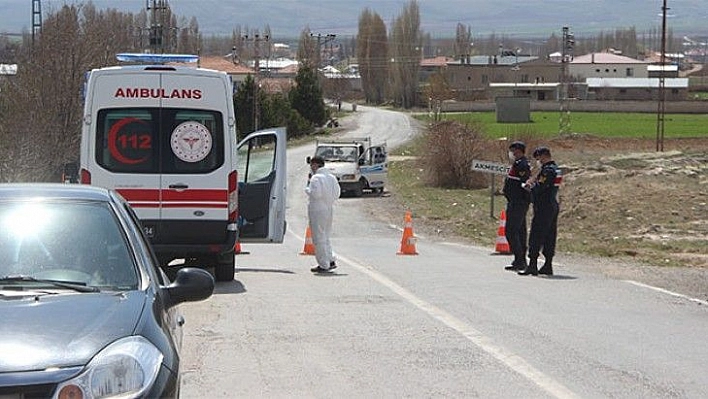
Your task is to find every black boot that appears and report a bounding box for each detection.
[538,257,553,275]
[505,254,527,271]
[518,257,538,276]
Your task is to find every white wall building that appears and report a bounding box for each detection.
[570,52,648,79]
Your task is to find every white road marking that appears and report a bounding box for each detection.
[334,250,580,399]
[289,227,577,396]
[624,280,708,306]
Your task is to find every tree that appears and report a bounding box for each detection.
[454,23,473,60]
[356,8,388,104]
[0,4,140,181]
[289,63,327,128]
[297,27,318,69]
[234,74,268,139]
[423,72,452,122]
[389,0,422,109]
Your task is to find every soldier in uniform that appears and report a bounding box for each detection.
[519,146,562,276]
[503,141,532,271]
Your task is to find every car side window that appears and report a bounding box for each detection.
[121,202,167,285]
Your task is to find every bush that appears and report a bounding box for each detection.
[423,120,494,189]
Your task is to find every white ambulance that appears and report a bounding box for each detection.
[79,53,287,281]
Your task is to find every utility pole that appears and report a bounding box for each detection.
[31,0,42,47]
[147,0,169,53]
[242,33,270,132]
[656,0,668,152]
[559,26,574,135]
[310,33,336,68]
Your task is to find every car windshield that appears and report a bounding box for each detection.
[315,146,358,162]
[0,200,139,291]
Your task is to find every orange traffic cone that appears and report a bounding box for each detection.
[495,210,511,254]
[299,225,316,255]
[234,239,249,255]
[397,211,418,255]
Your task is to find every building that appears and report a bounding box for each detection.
[569,52,648,79]
[586,77,689,100]
[444,54,562,101]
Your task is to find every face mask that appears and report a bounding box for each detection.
[508,151,515,162]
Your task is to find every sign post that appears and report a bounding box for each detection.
[471,159,511,219]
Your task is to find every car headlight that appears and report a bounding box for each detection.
[54,336,164,399]
[341,174,355,180]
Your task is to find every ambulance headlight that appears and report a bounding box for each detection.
[341,174,355,180]
[54,336,163,399]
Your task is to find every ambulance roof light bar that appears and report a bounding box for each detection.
[116,53,199,64]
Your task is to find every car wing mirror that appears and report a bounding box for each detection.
[164,267,214,308]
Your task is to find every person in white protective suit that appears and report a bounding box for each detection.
[305,156,341,273]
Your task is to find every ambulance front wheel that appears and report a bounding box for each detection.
[214,251,236,281]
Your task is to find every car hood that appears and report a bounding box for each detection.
[0,291,146,372]
[326,163,357,175]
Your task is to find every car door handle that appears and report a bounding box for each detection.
[168,183,189,190]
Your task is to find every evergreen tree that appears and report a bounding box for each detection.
[234,74,256,139]
[290,64,326,127]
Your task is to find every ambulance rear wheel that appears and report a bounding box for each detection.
[214,251,236,281]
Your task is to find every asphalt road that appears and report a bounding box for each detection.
[179,105,708,398]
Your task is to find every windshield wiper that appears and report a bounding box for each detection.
[0,275,100,293]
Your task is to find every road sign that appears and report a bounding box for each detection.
[471,159,510,176]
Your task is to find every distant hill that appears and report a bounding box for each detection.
[1,0,705,39]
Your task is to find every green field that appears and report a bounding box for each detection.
[419,112,708,139]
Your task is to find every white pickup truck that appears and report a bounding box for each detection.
[307,137,387,197]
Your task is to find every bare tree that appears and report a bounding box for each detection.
[297,27,318,69]
[356,8,388,104]
[389,0,422,109]
[0,3,155,181]
[454,23,473,61]
[423,72,452,121]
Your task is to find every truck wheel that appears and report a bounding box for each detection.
[214,251,236,281]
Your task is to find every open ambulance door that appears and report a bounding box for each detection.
[236,127,287,243]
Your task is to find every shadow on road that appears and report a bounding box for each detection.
[214,279,246,295]
[536,274,577,280]
[237,267,295,274]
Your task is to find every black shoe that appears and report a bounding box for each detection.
[518,258,538,276]
[538,264,553,275]
[329,261,337,270]
[538,257,553,275]
[505,264,523,271]
[518,267,538,276]
[310,266,331,273]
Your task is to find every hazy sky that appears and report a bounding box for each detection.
[1,0,704,38]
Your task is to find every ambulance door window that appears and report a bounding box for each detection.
[96,109,158,173]
[236,133,277,239]
[162,109,224,174]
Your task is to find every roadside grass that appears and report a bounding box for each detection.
[389,137,503,244]
[419,112,708,139]
[388,114,708,267]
